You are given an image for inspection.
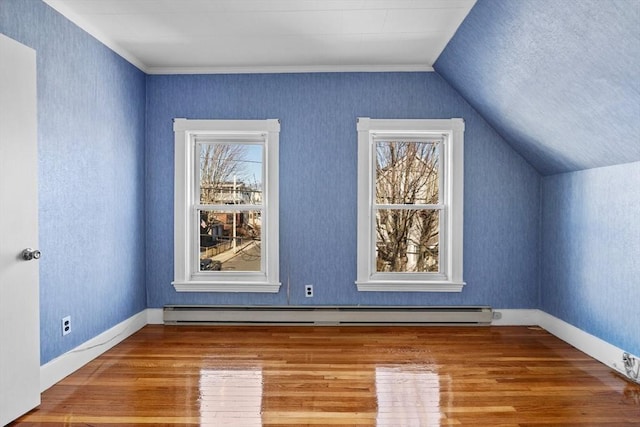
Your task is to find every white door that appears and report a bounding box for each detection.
[0,33,41,425]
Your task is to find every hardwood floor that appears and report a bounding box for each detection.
[12,325,640,426]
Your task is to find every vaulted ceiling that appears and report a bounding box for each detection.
[43,0,639,175]
[435,0,640,175]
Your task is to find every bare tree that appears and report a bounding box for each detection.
[199,144,248,204]
[375,140,440,273]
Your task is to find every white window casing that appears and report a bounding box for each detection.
[173,119,280,292]
[356,118,465,292]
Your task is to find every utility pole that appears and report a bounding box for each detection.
[233,175,237,253]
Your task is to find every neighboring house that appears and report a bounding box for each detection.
[200,181,262,242]
[200,212,224,247]
[201,181,258,205]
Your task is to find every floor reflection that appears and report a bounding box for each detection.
[376,365,441,426]
[199,367,263,426]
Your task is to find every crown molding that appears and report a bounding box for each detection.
[146,64,435,75]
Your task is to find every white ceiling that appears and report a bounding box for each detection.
[43,0,476,74]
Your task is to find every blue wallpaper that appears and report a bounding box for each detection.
[11,0,628,367]
[435,0,640,175]
[541,161,640,356]
[145,72,541,309]
[0,0,147,364]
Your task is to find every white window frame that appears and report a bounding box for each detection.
[356,118,465,292]
[173,118,280,292]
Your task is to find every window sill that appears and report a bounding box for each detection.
[172,281,281,293]
[355,280,465,292]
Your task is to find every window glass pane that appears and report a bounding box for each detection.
[376,140,439,205]
[199,209,262,272]
[375,209,440,273]
[199,143,263,205]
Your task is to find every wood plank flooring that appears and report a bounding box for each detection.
[11,325,640,426]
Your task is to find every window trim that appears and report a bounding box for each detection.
[356,118,465,292]
[173,118,280,293]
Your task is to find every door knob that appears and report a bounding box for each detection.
[21,248,41,261]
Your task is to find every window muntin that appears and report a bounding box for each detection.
[173,119,280,293]
[356,118,464,292]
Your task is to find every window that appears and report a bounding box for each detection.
[173,119,280,292]
[356,118,465,292]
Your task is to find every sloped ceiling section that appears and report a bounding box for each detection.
[434,0,640,175]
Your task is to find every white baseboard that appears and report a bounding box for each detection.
[537,311,630,378]
[40,310,147,392]
[494,308,630,379]
[39,308,635,391]
[147,308,164,324]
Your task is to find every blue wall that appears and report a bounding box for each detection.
[541,161,640,356]
[435,0,640,175]
[146,73,541,308]
[0,0,147,364]
[10,0,637,368]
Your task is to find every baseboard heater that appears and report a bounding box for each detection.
[163,305,493,326]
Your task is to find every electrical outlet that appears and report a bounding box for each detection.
[62,316,71,336]
[305,284,313,297]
